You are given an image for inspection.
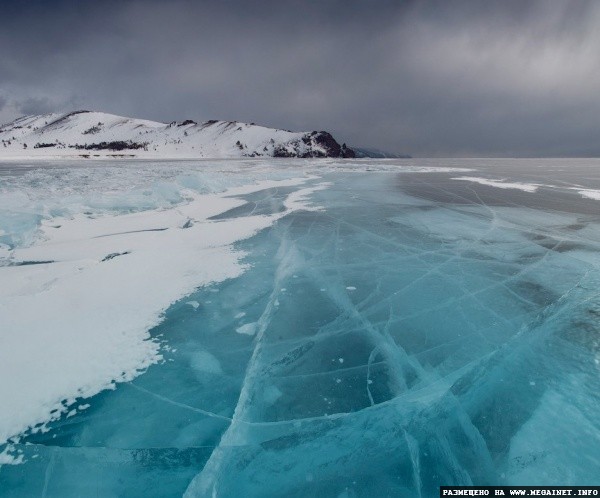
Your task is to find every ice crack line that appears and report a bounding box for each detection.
[184,225,301,497]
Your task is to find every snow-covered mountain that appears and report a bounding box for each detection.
[0,110,355,159]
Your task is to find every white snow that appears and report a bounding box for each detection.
[451,176,541,192]
[0,111,339,160]
[454,177,600,200]
[0,446,23,466]
[0,174,325,447]
[284,183,332,211]
[575,189,600,200]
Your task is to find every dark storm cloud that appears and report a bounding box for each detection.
[1,0,599,156]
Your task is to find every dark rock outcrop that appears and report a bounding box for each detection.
[272,131,355,158]
[310,131,355,158]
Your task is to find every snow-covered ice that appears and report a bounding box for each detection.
[1,158,599,497]
[575,188,600,201]
[0,161,318,446]
[451,176,542,192]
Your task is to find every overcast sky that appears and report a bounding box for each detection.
[1,0,599,157]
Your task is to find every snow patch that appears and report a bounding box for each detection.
[575,189,600,200]
[451,176,541,192]
[0,446,23,466]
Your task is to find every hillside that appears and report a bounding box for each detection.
[0,110,355,159]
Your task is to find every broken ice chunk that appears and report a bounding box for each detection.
[236,322,258,336]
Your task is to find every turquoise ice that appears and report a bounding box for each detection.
[1,159,599,497]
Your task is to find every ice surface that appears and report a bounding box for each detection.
[1,158,600,497]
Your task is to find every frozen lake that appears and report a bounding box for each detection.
[1,158,599,497]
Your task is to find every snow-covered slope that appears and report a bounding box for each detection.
[0,110,355,159]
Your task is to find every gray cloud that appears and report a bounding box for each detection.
[1,0,599,156]
[15,97,57,116]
